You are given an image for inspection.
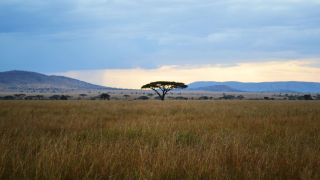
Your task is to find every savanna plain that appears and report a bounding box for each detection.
[0,100,319,179]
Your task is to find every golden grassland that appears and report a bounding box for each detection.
[0,100,320,179]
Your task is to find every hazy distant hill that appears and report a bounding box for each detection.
[188,81,320,93]
[0,70,117,92]
[187,85,244,92]
[268,89,301,93]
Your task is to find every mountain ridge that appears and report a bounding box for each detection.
[186,85,244,92]
[0,70,118,92]
[188,81,320,93]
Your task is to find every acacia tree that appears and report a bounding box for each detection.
[138,96,149,100]
[141,81,188,101]
[100,93,110,100]
[60,95,68,100]
[49,95,60,100]
[65,95,72,99]
[35,95,44,100]
[123,95,130,99]
[3,96,15,100]
[79,94,87,99]
[14,94,26,100]
[147,93,154,98]
[236,95,244,100]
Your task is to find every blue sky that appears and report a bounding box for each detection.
[1,0,320,88]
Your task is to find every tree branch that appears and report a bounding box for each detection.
[152,88,162,99]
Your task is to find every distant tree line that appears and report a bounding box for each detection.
[1,89,319,101]
[264,94,316,100]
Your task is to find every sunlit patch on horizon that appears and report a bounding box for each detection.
[51,59,320,89]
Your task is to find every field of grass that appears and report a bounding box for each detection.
[0,101,320,179]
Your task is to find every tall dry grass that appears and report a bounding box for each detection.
[0,100,319,179]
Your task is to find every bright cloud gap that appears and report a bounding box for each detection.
[51,59,320,89]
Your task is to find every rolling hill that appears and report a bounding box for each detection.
[0,70,117,92]
[188,81,320,93]
[186,85,244,92]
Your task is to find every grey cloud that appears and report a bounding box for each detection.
[0,0,320,72]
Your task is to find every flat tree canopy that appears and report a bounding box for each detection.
[141,81,188,101]
[79,94,87,99]
[100,93,110,100]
